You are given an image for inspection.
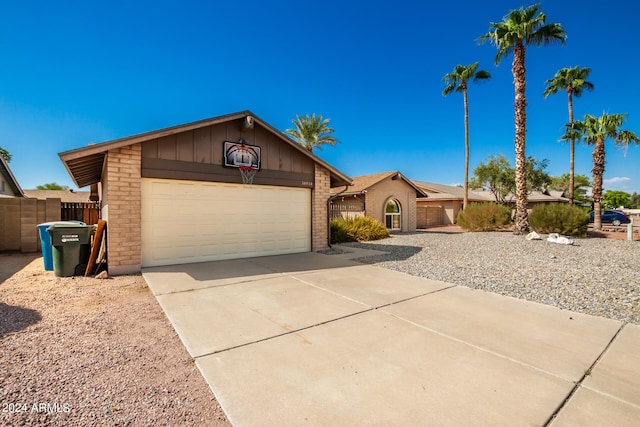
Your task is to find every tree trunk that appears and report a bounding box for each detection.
[512,42,529,235]
[567,88,575,204]
[592,138,605,230]
[463,85,469,210]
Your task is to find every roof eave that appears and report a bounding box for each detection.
[389,172,427,197]
[59,110,352,188]
[0,156,25,197]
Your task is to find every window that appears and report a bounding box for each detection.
[385,199,401,230]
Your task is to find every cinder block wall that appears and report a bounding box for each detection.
[312,165,331,250]
[104,144,142,274]
[0,198,60,252]
[20,198,38,252]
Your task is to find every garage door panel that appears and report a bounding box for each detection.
[142,178,311,267]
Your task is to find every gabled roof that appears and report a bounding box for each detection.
[415,180,570,204]
[59,110,351,188]
[331,171,427,197]
[414,181,493,202]
[0,156,24,197]
[503,190,570,203]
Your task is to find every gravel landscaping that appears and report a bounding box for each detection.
[0,254,230,427]
[340,230,640,325]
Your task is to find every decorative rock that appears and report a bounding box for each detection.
[344,232,640,325]
[95,271,109,280]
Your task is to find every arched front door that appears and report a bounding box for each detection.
[385,198,401,230]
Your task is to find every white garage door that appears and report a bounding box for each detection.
[141,178,311,267]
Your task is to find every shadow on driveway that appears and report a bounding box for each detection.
[143,252,363,289]
[337,242,422,263]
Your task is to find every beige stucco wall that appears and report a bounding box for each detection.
[365,177,418,232]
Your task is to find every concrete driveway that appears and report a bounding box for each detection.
[142,250,640,426]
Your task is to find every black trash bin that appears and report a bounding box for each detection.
[47,224,96,277]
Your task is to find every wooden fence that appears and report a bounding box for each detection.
[61,202,100,225]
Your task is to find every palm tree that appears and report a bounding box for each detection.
[544,66,594,203]
[479,4,566,234]
[284,113,339,152]
[443,62,491,209]
[569,113,639,230]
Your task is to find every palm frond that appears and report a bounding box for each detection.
[283,113,339,152]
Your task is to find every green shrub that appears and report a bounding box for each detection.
[330,216,390,244]
[456,203,512,232]
[529,203,589,237]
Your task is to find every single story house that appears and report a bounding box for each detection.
[0,156,24,198]
[59,110,351,274]
[24,189,93,202]
[330,171,426,232]
[415,181,570,226]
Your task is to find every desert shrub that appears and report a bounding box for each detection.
[330,216,390,244]
[529,203,589,237]
[456,203,512,232]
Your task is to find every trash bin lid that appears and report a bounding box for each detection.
[47,224,96,245]
[38,221,86,227]
[45,222,88,229]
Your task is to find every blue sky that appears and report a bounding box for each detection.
[2,0,639,194]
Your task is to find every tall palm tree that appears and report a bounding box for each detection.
[544,66,594,203]
[284,113,339,152]
[479,4,566,235]
[443,62,491,210]
[569,113,639,230]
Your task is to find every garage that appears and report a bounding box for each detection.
[141,178,311,267]
[59,110,351,274]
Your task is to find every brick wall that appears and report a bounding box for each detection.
[312,165,331,251]
[104,144,142,274]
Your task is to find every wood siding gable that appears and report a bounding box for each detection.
[141,118,315,188]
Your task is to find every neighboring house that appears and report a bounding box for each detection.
[0,158,63,252]
[0,156,24,197]
[330,171,426,232]
[414,181,570,227]
[59,110,351,274]
[502,190,570,207]
[414,181,493,227]
[24,189,92,202]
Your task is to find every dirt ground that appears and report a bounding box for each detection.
[2,225,636,426]
[0,254,230,427]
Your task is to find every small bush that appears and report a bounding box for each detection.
[529,203,589,237]
[456,203,512,232]
[330,216,390,244]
